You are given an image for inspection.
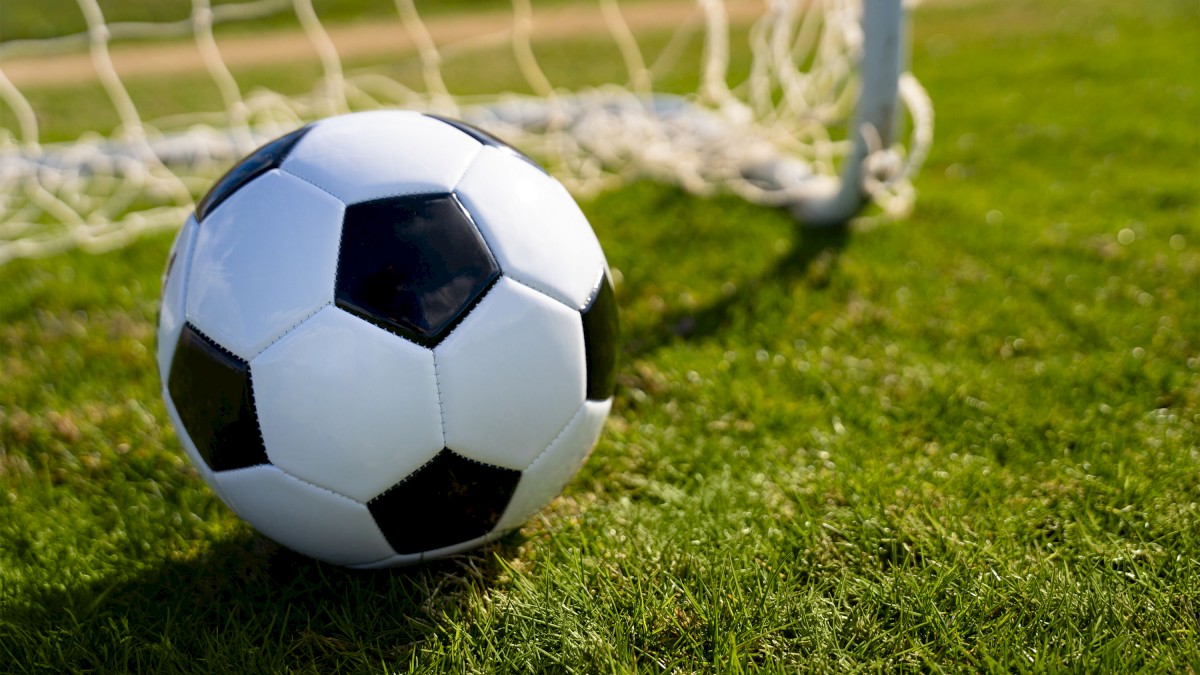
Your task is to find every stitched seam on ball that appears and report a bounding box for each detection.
[506,275,575,310]
[459,198,507,279]
[249,301,331,361]
[222,463,370,506]
[187,323,246,364]
[369,451,443,501]
[445,449,522,473]
[360,190,454,201]
[242,361,272,464]
[430,352,449,445]
[450,144,485,193]
[427,277,498,350]
[362,445,529,509]
[521,402,588,472]
[278,166,345,202]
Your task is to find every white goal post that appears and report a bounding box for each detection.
[0,0,932,266]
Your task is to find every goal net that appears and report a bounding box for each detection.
[0,0,932,267]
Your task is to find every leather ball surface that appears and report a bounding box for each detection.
[157,110,617,567]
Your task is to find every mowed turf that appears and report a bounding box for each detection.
[1,0,1198,671]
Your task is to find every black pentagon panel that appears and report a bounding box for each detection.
[167,323,269,471]
[336,193,501,347]
[425,114,550,176]
[581,270,620,401]
[368,449,521,555]
[194,125,313,222]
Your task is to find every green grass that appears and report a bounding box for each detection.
[2,0,1199,671]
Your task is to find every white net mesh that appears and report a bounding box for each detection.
[0,0,932,266]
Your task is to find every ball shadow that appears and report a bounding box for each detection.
[5,529,527,669]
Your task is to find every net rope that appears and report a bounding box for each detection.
[0,0,932,266]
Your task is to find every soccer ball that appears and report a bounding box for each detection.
[156,110,618,568]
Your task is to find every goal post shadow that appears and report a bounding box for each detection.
[620,221,850,361]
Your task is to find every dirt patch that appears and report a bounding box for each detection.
[1,0,765,89]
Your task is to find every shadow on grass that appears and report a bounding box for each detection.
[3,531,526,670]
[621,222,850,360]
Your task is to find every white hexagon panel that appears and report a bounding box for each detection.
[497,398,611,531]
[185,169,345,361]
[250,305,444,503]
[456,146,607,309]
[214,464,396,567]
[281,110,482,205]
[156,214,198,378]
[435,277,586,470]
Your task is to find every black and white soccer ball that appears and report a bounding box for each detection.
[156,110,618,568]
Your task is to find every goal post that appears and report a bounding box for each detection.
[798,0,904,226]
[0,0,932,266]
